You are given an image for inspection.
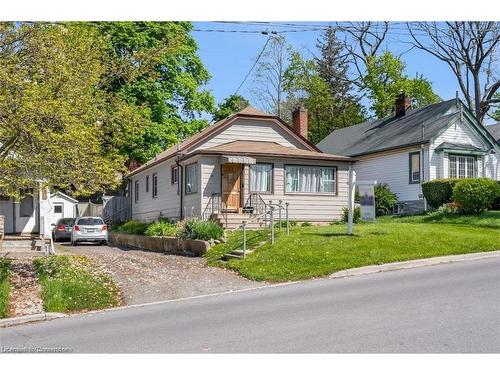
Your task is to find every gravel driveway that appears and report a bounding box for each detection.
[57,243,263,305]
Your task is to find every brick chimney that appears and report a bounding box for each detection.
[292,106,308,139]
[395,93,412,117]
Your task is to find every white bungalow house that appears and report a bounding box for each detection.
[317,95,500,212]
[0,188,78,236]
[127,107,355,227]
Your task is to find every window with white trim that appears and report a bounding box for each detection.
[250,163,272,193]
[171,166,178,185]
[134,180,139,202]
[185,163,198,194]
[54,204,63,214]
[285,166,336,194]
[409,152,420,183]
[449,155,475,179]
[152,173,158,198]
[145,175,149,192]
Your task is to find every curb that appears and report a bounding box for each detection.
[329,250,500,279]
[0,312,67,328]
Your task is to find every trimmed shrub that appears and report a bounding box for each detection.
[493,181,500,210]
[452,178,498,213]
[145,221,177,237]
[113,220,148,235]
[176,218,224,241]
[421,178,460,208]
[374,183,398,216]
[341,206,361,224]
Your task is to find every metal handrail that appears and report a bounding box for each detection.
[201,193,228,227]
[233,201,291,258]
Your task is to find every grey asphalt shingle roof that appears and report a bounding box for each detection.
[486,123,500,143]
[317,99,461,156]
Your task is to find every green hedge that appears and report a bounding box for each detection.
[422,178,460,208]
[452,178,499,213]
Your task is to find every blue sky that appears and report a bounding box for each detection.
[192,22,459,114]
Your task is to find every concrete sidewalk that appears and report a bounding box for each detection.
[330,250,500,279]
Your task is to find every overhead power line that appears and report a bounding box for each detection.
[233,35,273,95]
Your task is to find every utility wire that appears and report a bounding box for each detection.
[233,35,273,95]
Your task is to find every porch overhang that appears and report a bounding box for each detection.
[220,155,256,165]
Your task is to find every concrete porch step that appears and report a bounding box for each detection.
[1,240,35,248]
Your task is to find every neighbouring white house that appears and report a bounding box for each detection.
[127,106,355,228]
[317,95,500,213]
[0,188,78,236]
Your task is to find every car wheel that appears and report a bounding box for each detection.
[72,241,77,246]
[102,241,108,246]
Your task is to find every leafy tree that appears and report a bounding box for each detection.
[213,94,250,121]
[92,22,215,164]
[0,22,132,198]
[284,30,365,144]
[362,52,440,118]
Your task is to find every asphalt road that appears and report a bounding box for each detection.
[1,258,499,353]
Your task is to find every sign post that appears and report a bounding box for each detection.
[347,164,356,235]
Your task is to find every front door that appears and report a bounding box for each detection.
[221,163,241,212]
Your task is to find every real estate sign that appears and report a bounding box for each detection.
[358,184,375,221]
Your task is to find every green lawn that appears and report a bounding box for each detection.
[207,211,500,282]
[33,255,119,313]
[0,259,11,318]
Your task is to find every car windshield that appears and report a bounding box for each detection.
[59,218,75,225]
[77,218,104,226]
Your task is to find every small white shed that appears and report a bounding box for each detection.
[50,191,78,224]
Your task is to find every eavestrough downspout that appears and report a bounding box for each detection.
[176,159,184,221]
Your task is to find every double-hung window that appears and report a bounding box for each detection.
[449,155,475,178]
[152,173,158,198]
[250,163,273,193]
[171,166,178,185]
[285,166,336,194]
[185,163,198,194]
[409,152,421,184]
[134,180,139,202]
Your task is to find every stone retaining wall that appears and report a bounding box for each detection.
[109,232,210,256]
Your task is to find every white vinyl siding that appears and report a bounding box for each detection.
[244,158,348,222]
[189,119,308,152]
[429,120,498,180]
[354,146,425,202]
[131,159,182,222]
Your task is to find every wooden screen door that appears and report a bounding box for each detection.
[222,163,241,212]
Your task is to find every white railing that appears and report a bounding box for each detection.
[232,200,290,258]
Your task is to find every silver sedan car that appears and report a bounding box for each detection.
[71,217,108,246]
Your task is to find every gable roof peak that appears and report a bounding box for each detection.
[237,106,274,117]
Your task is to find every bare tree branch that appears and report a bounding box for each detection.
[407,21,500,123]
